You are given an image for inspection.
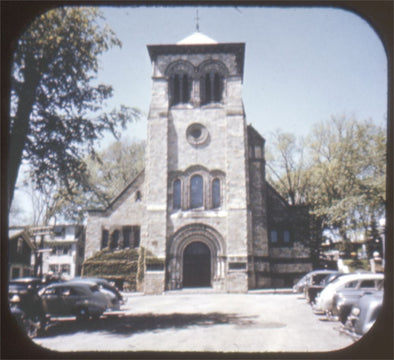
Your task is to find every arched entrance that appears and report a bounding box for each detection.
[167,224,225,290]
[183,241,211,287]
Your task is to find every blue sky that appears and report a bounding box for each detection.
[11,5,388,224]
[95,5,387,146]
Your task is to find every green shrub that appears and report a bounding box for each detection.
[82,246,162,291]
[343,259,369,272]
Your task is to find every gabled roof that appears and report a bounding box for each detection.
[8,228,35,250]
[266,182,290,209]
[247,124,266,144]
[87,170,145,213]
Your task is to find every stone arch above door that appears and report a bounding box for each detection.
[167,224,226,290]
[169,223,225,257]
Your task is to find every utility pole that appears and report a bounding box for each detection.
[30,226,52,278]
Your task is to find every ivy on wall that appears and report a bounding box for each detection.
[82,247,161,291]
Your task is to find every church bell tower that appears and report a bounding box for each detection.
[142,31,251,293]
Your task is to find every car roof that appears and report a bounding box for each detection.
[71,277,110,284]
[334,273,384,284]
[44,281,93,289]
[64,280,98,286]
[9,277,42,283]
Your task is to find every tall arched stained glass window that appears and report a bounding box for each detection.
[190,175,203,208]
[212,178,221,208]
[173,179,181,210]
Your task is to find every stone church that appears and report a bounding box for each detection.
[85,32,312,294]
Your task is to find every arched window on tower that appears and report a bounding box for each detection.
[201,72,224,105]
[190,175,203,209]
[170,73,191,106]
[212,178,221,208]
[173,179,181,210]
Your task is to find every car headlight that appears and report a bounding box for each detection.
[351,307,360,316]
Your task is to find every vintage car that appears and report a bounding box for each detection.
[8,277,43,294]
[344,291,383,339]
[305,272,345,304]
[293,269,338,295]
[67,277,123,310]
[8,277,46,337]
[333,282,383,323]
[39,282,110,320]
[313,273,384,316]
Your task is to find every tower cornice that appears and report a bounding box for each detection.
[147,42,245,78]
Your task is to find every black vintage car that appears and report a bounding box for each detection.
[8,277,46,337]
[8,277,44,315]
[39,282,110,321]
[70,277,124,305]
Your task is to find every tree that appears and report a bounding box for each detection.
[86,138,145,203]
[266,130,310,205]
[306,116,386,245]
[8,7,140,211]
[266,116,386,259]
[50,138,146,222]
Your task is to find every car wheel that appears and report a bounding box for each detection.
[76,307,89,321]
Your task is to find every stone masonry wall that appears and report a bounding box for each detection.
[267,184,312,287]
[151,46,249,292]
[85,172,145,259]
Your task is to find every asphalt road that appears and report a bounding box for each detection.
[32,290,355,353]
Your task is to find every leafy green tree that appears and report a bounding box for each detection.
[306,116,386,244]
[266,116,386,259]
[8,7,140,211]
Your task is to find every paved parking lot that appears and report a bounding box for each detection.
[33,291,354,353]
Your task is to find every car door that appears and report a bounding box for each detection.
[62,286,83,315]
[41,286,64,315]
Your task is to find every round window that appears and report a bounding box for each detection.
[186,123,209,146]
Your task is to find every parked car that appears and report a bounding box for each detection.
[39,282,110,321]
[8,277,45,319]
[8,277,46,337]
[293,270,338,295]
[313,273,384,316]
[344,291,383,339]
[8,277,43,294]
[68,277,123,310]
[306,272,345,304]
[333,282,383,324]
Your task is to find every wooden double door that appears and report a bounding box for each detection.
[182,241,211,287]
